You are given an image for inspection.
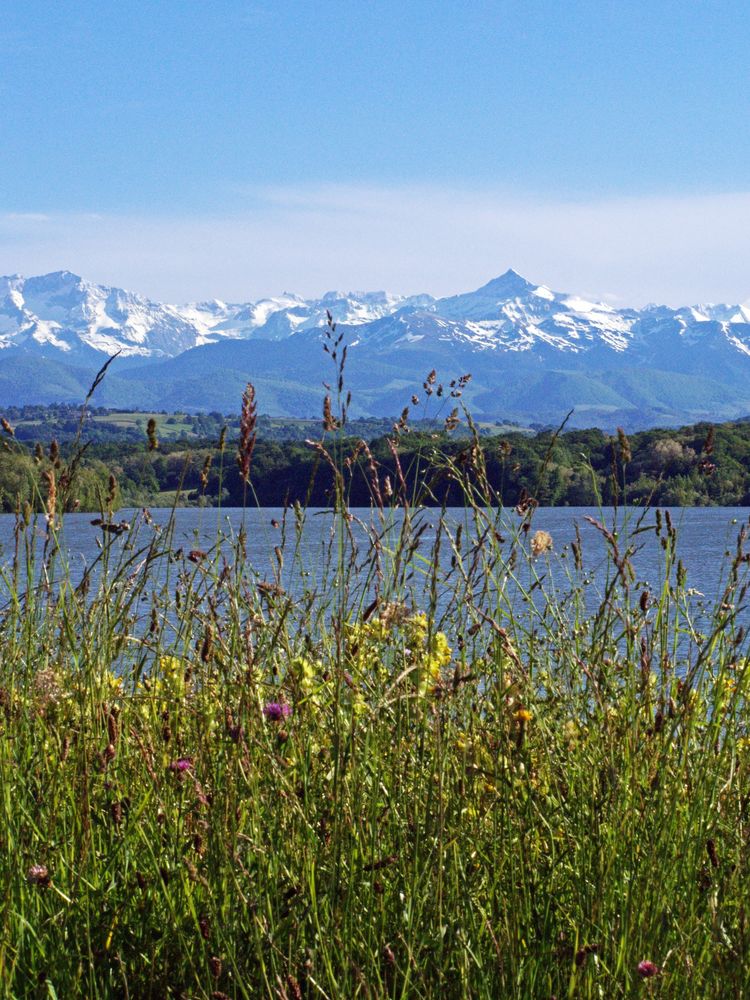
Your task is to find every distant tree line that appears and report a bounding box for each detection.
[1,404,442,446]
[2,412,750,512]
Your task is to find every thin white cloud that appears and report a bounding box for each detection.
[2,185,750,306]
[4,212,52,223]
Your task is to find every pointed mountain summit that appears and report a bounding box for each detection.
[474,268,537,297]
[436,269,548,322]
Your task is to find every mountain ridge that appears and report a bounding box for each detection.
[2,268,750,430]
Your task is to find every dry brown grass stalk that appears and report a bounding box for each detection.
[42,469,56,525]
[146,418,159,451]
[237,384,257,483]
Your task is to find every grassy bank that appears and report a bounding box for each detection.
[1,374,750,997]
[1,498,749,997]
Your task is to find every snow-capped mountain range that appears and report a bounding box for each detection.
[3,268,750,429]
[0,270,433,358]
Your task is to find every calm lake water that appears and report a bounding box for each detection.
[0,506,748,607]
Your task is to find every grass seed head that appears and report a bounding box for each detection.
[530,530,553,557]
[617,426,632,463]
[146,418,159,450]
[237,384,257,481]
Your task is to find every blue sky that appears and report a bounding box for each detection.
[2,1,750,303]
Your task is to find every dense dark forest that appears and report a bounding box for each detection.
[1,403,748,512]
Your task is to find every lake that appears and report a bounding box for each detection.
[0,505,747,611]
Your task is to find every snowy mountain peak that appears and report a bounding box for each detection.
[30,269,83,285]
[2,269,750,376]
[475,268,536,296]
[0,272,434,356]
[5,268,750,429]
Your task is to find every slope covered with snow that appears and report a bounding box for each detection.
[0,272,436,358]
[4,268,750,428]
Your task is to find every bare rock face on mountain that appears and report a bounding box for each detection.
[2,268,750,429]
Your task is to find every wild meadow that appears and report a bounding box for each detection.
[1,352,750,999]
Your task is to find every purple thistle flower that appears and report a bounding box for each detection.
[27,864,50,887]
[168,757,193,773]
[636,960,660,978]
[263,702,292,722]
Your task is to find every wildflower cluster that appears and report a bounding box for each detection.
[344,609,452,698]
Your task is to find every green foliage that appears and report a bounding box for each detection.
[0,452,36,511]
[1,463,750,997]
[5,409,750,510]
[3,348,750,994]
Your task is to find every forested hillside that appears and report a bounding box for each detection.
[1,408,748,512]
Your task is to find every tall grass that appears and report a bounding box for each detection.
[1,375,750,998]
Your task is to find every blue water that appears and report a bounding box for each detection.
[0,505,747,607]
[1,505,747,681]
